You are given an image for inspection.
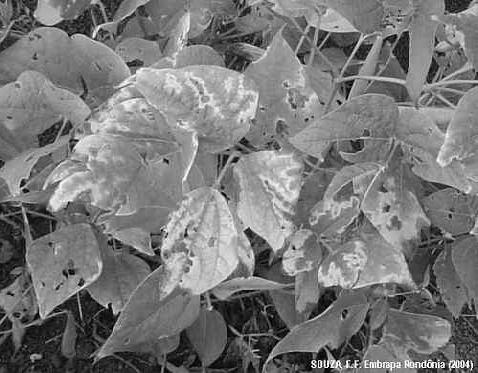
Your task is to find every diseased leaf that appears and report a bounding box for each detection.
[0,70,89,161]
[134,66,258,152]
[265,291,369,367]
[35,0,92,25]
[382,309,451,355]
[186,308,227,366]
[0,271,37,323]
[115,38,163,72]
[423,188,478,235]
[282,229,322,276]
[362,157,430,251]
[212,277,292,300]
[244,30,323,145]
[319,8,358,33]
[96,266,200,359]
[87,243,151,315]
[452,236,478,303]
[234,151,303,252]
[161,187,240,294]
[290,94,398,161]
[26,223,102,318]
[438,86,478,167]
[433,245,468,317]
[406,0,445,102]
[0,27,130,104]
[325,0,385,34]
[317,233,414,289]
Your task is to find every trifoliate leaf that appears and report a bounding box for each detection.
[35,0,93,25]
[26,223,102,318]
[96,266,200,359]
[244,30,323,146]
[0,27,130,105]
[161,187,240,294]
[406,0,445,102]
[433,245,468,317]
[265,291,369,367]
[87,242,151,315]
[290,94,398,161]
[317,235,414,289]
[423,188,478,235]
[234,151,303,252]
[186,308,227,366]
[134,66,258,152]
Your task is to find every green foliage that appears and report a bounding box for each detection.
[2,0,478,371]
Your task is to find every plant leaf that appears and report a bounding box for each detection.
[26,223,102,318]
[115,37,163,71]
[452,236,478,303]
[87,241,151,315]
[325,0,385,34]
[0,271,37,322]
[96,266,200,359]
[35,0,93,25]
[406,0,445,102]
[317,232,414,289]
[186,308,227,366]
[174,45,225,68]
[61,311,77,359]
[161,187,240,294]
[134,66,258,152]
[234,151,303,252]
[433,245,468,317]
[265,291,369,368]
[212,277,293,300]
[0,27,130,105]
[290,94,398,161]
[244,29,323,145]
[282,229,322,276]
[423,188,478,235]
[438,86,478,167]
[319,8,358,33]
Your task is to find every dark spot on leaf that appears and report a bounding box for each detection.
[362,128,371,137]
[448,213,453,219]
[208,237,216,247]
[162,158,170,165]
[6,291,14,297]
[124,337,131,344]
[378,184,388,193]
[276,119,289,136]
[341,309,349,320]
[54,283,62,291]
[14,82,21,89]
[383,204,391,213]
[287,88,308,110]
[93,62,103,71]
[389,215,402,230]
[6,115,12,120]
[127,59,144,68]
[32,52,38,61]
[77,278,85,287]
[12,312,21,319]
[40,281,46,287]
[282,80,290,88]
[62,269,69,278]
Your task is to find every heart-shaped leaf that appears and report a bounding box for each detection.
[26,223,102,318]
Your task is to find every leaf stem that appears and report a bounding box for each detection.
[214,151,240,189]
[336,75,407,86]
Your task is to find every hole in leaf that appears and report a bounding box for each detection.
[378,184,388,193]
[77,278,85,287]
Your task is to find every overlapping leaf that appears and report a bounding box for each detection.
[26,223,102,318]
[35,0,93,25]
[244,30,323,145]
[325,0,384,34]
[452,236,478,303]
[234,151,303,252]
[160,187,241,294]
[290,94,398,161]
[212,277,292,300]
[0,27,130,104]
[115,38,163,72]
[97,266,200,359]
[133,66,258,152]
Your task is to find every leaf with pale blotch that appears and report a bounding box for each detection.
[26,224,102,318]
[244,30,323,146]
[290,94,398,161]
[361,160,430,251]
[35,0,92,25]
[452,236,478,303]
[96,266,200,359]
[323,163,382,210]
[439,3,478,71]
[186,308,227,366]
[0,136,69,196]
[87,243,151,315]
[406,0,445,102]
[234,151,303,252]
[433,245,468,317]
[0,71,90,161]
[115,38,162,72]
[325,0,385,34]
[46,134,182,215]
[0,27,130,105]
[438,87,478,168]
[265,291,369,367]
[212,277,293,300]
[423,188,478,235]
[134,66,258,152]
[381,309,451,355]
[317,235,415,289]
[161,187,240,294]
[282,229,322,276]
